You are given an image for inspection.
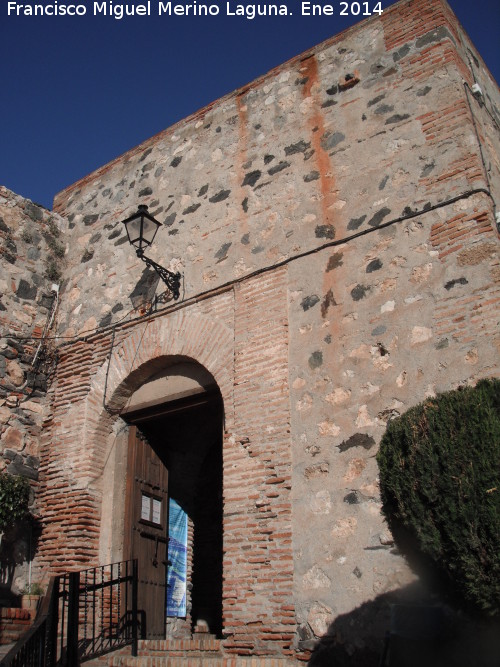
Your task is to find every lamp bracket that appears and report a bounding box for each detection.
[137,249,181,301]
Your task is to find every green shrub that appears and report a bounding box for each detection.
[45,258,62,282]
[22,582,44,595]
[0,473,31,533]
[21,229,33,244]
[377,379,500,617]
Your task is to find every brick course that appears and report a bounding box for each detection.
[0,607,35,645]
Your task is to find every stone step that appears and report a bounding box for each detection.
[110,658,295,667]
[84,645,132,666]
[88,638,297,667]
[137,638,222,654]
[83,655,112,667]
[111,658,223,666]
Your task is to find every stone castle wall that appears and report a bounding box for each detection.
[51,0,499,338]
[3,0,499,661]
[0,186,68,596]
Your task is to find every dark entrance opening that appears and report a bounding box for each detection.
[124,386,223,639]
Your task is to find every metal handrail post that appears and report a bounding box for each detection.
[66,571,80,666]
[131,559,138,657]
[45,577,60,667]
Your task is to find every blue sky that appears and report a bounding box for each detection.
[1,0,499,210]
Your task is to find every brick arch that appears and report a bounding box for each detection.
[99,311,232,414]
[86,310,234,466]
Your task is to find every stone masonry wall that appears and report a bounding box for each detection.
[287,190,499,659]
[0,186,68,596]
[24,0,500,661]
[52,0,498,338]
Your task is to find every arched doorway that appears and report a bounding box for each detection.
[121,361,224,640]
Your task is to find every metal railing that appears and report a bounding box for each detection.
[1,559,138,667]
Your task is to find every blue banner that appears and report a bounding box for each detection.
[166,498,188,617]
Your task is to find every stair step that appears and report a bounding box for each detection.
[137,654,222,660]
[110,659,295,667]
[111,659,223,666]
[138,639,222,653]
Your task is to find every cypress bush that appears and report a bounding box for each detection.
[377,378,500,617]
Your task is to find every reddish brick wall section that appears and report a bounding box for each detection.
[0,607,34,645]
[223,268,294,657]
[381,0,461,51]
[431,202,500,346]
[430,206,494,258]
[401,40,472,83]
[37,278,295,657]
[37,335,114,573]
[418,100,471,145]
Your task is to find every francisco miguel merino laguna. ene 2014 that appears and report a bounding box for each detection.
[6,1,385,19]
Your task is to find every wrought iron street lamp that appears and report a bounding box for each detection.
[122,205,181,300]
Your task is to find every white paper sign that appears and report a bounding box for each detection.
[141,493,151,521]
[152,498,161,524]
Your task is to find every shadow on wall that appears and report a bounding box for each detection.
[306,583,500,667]
[305,584,412,667]
[0,518,41,606]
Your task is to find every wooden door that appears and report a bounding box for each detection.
[125,426,169,639]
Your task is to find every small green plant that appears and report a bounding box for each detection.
[47,218,60,238]
[43,227,64,256]
[45,259,62,282]
[46,237,65,258]
[21,229,33,244]
[23,582,44,596]
[43,219,65,275]
[0,473,31,534]
[377,379,500,617]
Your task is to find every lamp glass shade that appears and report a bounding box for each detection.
[140,216,160,247]
[124,216,142,248]
[123,205,161,252]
